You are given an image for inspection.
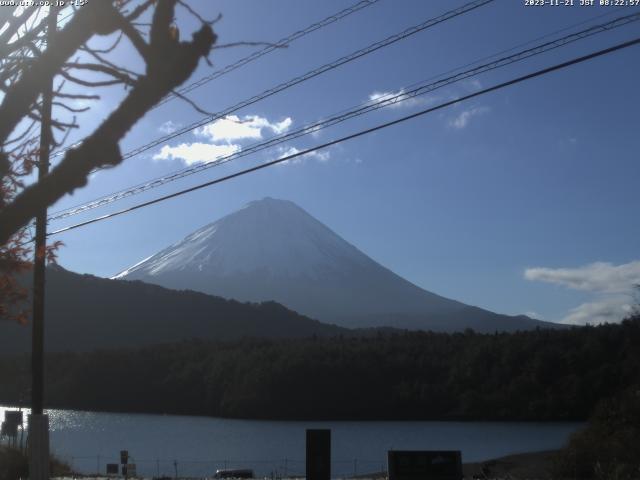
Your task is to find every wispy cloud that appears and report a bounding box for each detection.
[158,120,181,135]
[449,106,489,129]
[525,261,640,294]
[277,146,331,165]
[196,115,292,142]
[153,142,240,166]
[368,89,433,110]
[525,261,640,325]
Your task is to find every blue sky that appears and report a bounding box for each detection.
[42,0,640,324]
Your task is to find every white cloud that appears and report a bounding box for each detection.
[196,115,292,142]
[562,297,634,326]
[277,146,331,165]
[153,142,240,166]
[524,311,543,320]
[525,260,640,325]
[153,114,292,166]
[158,120,181,135]
[271,117,292,134]
[368,89,432,109]
[524,261,640,294]
[449,106,489,129]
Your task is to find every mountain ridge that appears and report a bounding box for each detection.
[115,197,557,332]
[0,265,348,354]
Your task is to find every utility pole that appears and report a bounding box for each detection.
[29,5,57,480]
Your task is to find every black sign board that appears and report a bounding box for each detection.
[388,451,462,480]
[120,450,129,465]
[106,463,119,475]
[306,429,331,480]
[4,411,23,427]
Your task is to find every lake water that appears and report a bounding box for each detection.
[1,405,581,478]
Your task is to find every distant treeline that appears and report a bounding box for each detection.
[1,316,638,421]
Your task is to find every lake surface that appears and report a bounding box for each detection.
[1,405,581,478]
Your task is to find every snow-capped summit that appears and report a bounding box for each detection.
[114,198,551,332]
[116,197,373,280]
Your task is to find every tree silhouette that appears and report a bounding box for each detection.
[0,0,218,321]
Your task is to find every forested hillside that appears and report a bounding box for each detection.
[1,315,638,420]
[0,266,347,354]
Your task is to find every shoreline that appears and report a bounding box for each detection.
[462,450,558,479]
[51,450,560,480]
[39,450,561,480]
[0,402,586,423]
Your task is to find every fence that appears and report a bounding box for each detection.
[64,455,388,479]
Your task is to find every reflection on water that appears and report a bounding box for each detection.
[1,405,581,478]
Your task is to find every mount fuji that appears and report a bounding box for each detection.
[114,197,555,332]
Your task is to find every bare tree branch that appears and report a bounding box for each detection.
[0,1,217,245]
[170,88,214,116]
[52,101,90,113]
[125,0,157,22]
[116,12,151,61]
[80,31,124,55]
[63,62,139,86]
[177,1,221,27]
[0,6,39,58]
[0,0,122,144]
[54,92,100,100]
[79,44,142,78]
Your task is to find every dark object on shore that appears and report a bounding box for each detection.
[307,429,331,480]
[354,450,558,479]
[388,450,462,480]
[215,468,254,478]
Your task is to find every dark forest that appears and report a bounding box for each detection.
[1,314,638,421]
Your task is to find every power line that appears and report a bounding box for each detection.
[46,36,640,238]
[47,10,640,222]
[51,0,494,162]
[155,0,383,108]
[123,0,493,158]
[48,0,382,158]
